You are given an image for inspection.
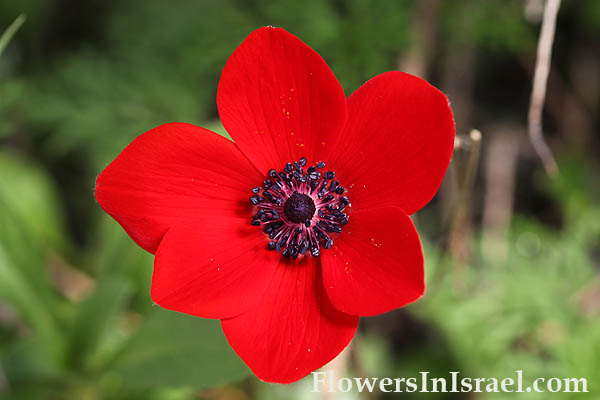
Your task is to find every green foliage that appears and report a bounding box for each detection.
[0,151,65,347]
[67,277,133,370]
[323,0,413,90]
[442,0,535,53]
[0,151,66,251]
[578,0,600,33]
[112,309,249,389]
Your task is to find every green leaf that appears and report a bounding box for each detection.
[111,309,250,389]
[0,151,67,361]
[0,151,65,331]
[0,150,67,253]
[92,216,154,313]
[1,333,65,385]
[67,277,133,370]
[0,245,60,347]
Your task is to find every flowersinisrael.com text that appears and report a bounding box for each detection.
[312,370,588,394]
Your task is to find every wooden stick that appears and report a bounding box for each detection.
[527,0,561,176]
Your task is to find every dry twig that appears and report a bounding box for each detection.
[528,0,561,176]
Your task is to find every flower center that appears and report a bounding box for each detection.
[249,157,350,259]
[283,192,315,223]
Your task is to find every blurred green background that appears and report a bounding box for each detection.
[1,0,599,399]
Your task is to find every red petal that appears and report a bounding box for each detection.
[217,27,347,173]
[152,221,279,319]
[95,123,261,253]
[326,71,455,215]
[321,206,424,316]
[221,256,358,383]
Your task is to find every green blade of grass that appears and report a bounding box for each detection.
[0,14,26,57]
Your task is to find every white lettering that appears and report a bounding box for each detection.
[353,377,378,392]
[461,377,473,392]
[563,377,588,393]
[406,377,418,392]
[547,378,561,392]
[312,372,326,393]
[338,377,353,392]
[450,372,459,392]
[486,378,499,392]
[501,377,514,392]
[378,378,393,392]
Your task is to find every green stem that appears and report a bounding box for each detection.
[0,14,26,58]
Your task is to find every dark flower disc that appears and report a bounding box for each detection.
[249,157,350,259]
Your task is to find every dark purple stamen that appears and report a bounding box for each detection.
[248,157,350,259]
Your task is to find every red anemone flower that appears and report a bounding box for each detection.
[95,27,454,383]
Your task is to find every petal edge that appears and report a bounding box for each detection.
[95,123,262,253]
[326,71,455,215]
[152,221,279,319]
